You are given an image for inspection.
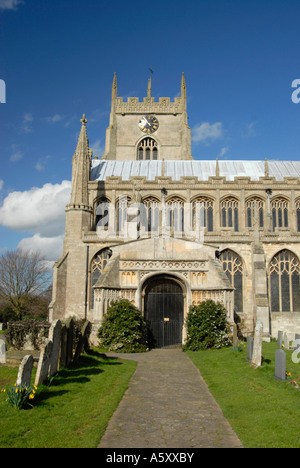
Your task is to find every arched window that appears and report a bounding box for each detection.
[95,197,110,229]
[220,249,243,312]
[296,199,300,232]
[269,250,300,313]
[221,197,239,232]
[91,249,111,308]
[166,197,184,232]
[137,137,158,160]
[192,197,214,232]
[116,196,130,234]
[271,197,288,231]
[142,197,160,233]
[246,197,264,228]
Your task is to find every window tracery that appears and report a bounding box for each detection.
[271,197,288,230]
[220,249,243,312]
[221,197,239,232]
[137,137,158,160]
[246,197,264,228]
[192,197,214,232]
[269,250,300,313]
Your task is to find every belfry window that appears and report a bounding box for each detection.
[271,197,288,230]
[269,250,300,313]
[137,138,158,160]
[221,197,239,232]
[220,249,243,313]
[91,249,111,308]
[246,197,264,228]
[192,197,214,232]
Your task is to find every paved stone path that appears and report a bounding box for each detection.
[98,349,243,448]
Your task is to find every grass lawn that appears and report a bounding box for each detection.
[187,340,300,448]
[0,350,137,448]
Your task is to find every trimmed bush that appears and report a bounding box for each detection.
[183,300,231,351]
[98,298,148,353]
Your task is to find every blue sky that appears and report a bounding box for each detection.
[1,0,300,262]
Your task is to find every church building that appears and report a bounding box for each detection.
[49,73,300,346]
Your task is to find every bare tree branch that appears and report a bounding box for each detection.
[0,248,51,320]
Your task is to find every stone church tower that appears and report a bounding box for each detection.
[49,74,300,345]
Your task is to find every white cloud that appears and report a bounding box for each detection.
[0,180,71,237]
[0,0,23,9]
[18,234,64,263]
[219,146,229,158]
[192,122,223,144]
[0,181,71,261]
[10,144,23,162]
[22,112,33,133]
[47,114,64,123]
[0,180,3,191]
[35,155,51,172]
[243,121,257,137]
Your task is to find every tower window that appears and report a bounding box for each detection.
[137,137,158,160]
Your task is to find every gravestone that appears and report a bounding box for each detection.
[275,349,286,381]
[0,338,6,364]
[34,340,53,386]
[60,318,74,368]
[284,333,289,349]
[251,320,263,369]
[246,336,254,362]
[294,334,300,350]
[60,324,68,368]
[66,318,74,367]
[232,324,238,347]
[48,320,62,376]
[277,330,283,348]
[73,320,91,363]
[16,355,34,387]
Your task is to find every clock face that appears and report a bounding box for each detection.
[138,115,159,134]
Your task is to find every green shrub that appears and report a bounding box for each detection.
[98,299,148,353]
[183,300,231,351]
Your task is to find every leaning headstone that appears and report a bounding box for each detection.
[48,320,62,376]
[34,340,53,386]
[16,355,34,387]
[246,336,254,362]
[275,349,286,381]
[277,330,283,348]
[66,318,74,367]
[60,324,68,368]
[251,320,263,368]
[0,338,6,364]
